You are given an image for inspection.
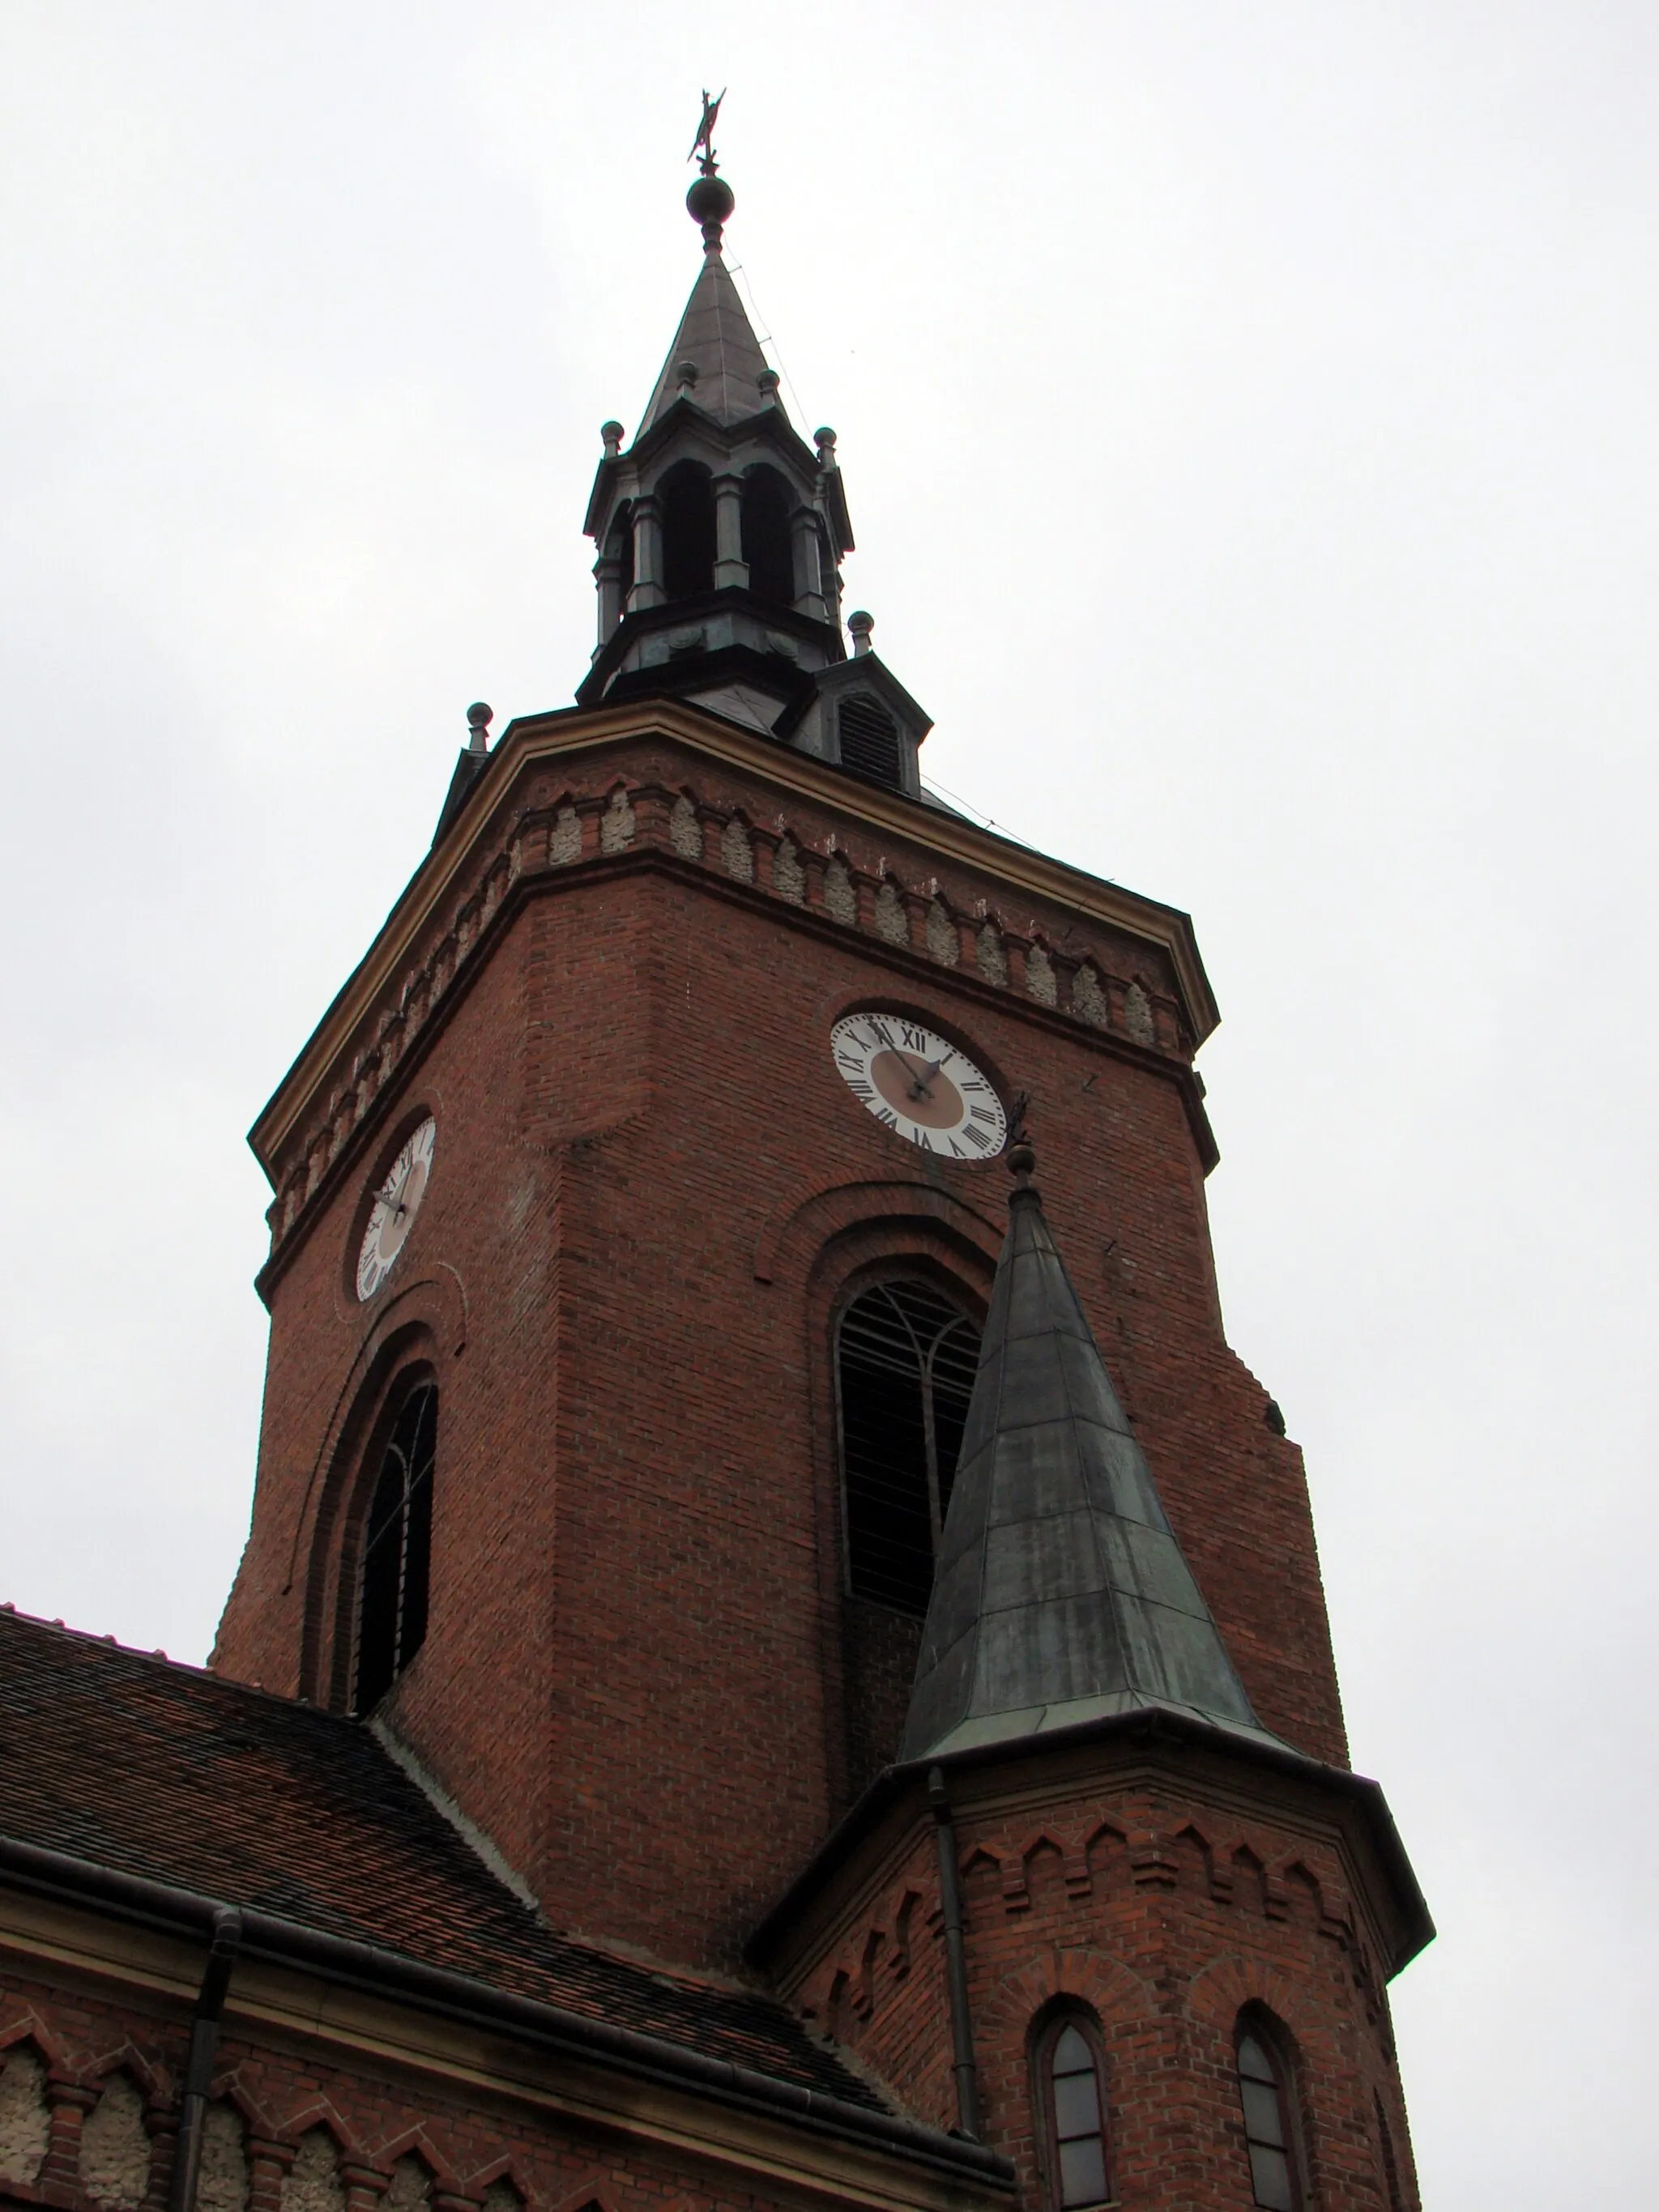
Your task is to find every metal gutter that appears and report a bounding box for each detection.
[0,1835,1013,2191]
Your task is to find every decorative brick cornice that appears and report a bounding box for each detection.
[250,715,1219,1298]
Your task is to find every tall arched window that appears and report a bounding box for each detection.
[1236,2018,1304,2212]
[741,467,795,606]
[659,461,715,600]
[353,1382,437,1715]
[838,1280,980,1616]
[1034,2014,1112,2210]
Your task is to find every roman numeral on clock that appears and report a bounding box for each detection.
[830,1013,1004,1162]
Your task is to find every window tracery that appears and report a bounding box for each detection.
[837,1280,980,1616]
[353,1381,437,1714]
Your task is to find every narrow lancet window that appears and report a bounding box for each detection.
[1038,2018,1111,2210]
[1236,2025,1303,2212]
[354,1382,437,1715]
[838,1281,980,1615]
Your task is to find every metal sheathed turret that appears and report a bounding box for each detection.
[637,181,771,434]
[576,112,933,796]
[901,1140,1277,1763]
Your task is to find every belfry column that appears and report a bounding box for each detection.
[791,508,829,624]
[714,473,748,590]
[629,494,664,612]
[594,549,624,645]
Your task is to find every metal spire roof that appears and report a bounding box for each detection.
[638,244,778,434]
[901,1144,1280,1764]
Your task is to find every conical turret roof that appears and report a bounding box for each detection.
[638,249,777,434]
[901,1160,1280,1763]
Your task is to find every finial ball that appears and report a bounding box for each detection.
[466,701,493,730]
[1007,1138,1036,1181]
[686,173,735,229]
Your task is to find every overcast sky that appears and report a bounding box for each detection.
[2,4,1656,2202]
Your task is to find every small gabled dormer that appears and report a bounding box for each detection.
[779,613,932,802]
[574,143,929,801]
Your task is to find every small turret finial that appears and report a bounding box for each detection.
[685,87,735,252]
[1005,1092,1036,1193]
[466,701,493,757]
[847,608,874,658]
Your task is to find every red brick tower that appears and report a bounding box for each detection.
[212,146,1429,2211]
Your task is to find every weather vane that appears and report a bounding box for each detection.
[689,87,726,176]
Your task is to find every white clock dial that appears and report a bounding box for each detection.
[355,1115,437,1300]
[830,1013,1007,1159]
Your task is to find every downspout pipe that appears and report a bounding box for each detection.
[927,1767,981,2142]
[168,1907,243,2212]
[0,1834,1013,2189]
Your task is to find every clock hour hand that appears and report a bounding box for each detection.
[903,1053,945,1102]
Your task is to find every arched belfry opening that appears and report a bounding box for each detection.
[659,461,716,601]
[838,1279,980,1617]
[353,1379,437,1716]
[836,1273,981,1789]
[741,466,795,607]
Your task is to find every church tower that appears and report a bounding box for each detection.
[211,138,1429,2211]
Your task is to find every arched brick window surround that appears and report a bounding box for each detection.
[1030,2003,1115,2212]
[1235,2006,1307,2212]
[299,1321,443,1711]
[795,1203,997,1804]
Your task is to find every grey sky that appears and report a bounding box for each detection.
[3,5,1655,2202]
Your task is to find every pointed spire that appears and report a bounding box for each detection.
[637,139,778,435]
[901,1136,1277,1764]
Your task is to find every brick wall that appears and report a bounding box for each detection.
[0,1967,904,2212]
[215,724,1348,1975]
[766,1746,1420,2212]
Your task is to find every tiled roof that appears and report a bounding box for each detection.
[0,1609,881,2110]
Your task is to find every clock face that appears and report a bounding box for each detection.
[355,1116,437,1301]
[830,1012,1007,1160]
